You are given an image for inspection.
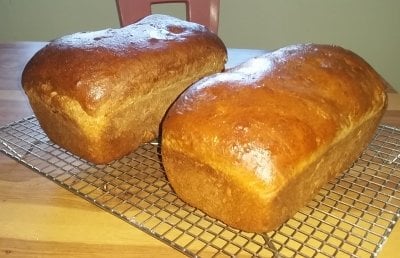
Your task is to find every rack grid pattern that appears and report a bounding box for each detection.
[1,116,399,257]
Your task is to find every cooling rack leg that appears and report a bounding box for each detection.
[262,233,281,258]
[1,139,23,159]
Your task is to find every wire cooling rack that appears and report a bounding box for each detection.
[1,116,400,257]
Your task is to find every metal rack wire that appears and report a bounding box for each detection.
[1,116,399,257]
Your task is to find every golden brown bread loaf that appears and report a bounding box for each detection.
[161,44,388,233]
[22,14,227,164]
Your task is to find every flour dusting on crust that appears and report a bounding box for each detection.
[232,143,274,183]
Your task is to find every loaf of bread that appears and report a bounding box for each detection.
[161,44,388,233]
[22,14,227,164]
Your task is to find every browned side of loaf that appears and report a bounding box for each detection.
[161,44,387,233]
[22,14,227,164]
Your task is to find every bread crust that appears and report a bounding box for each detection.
[22,14,227,164]
[161,44,387,233]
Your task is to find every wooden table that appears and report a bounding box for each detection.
[0,42,399,257]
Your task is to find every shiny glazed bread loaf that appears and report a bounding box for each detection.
[22,14,227,164]
[161,44,388,233]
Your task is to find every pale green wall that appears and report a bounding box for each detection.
[1,0,399,91]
